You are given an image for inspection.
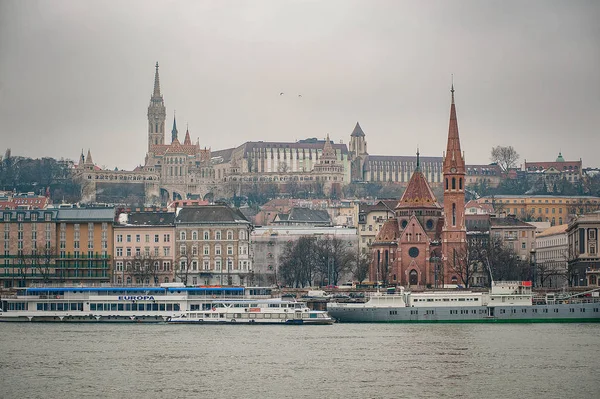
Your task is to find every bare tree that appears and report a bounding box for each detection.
[352,249,371,284]
[490,146,519,173]
[35,246,57,284]
[314,236,354,286]
[174,241,193,286]
[446,247,473,288]
[129,253,161,286]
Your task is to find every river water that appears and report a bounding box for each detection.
[0,323,597,399]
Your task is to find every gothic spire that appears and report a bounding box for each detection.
[443,83,465,172]
[416,147,420,171]
[153,62,161,97]
[351,122,365,137]
[85,149,93,165]
[184,124,191,145]
[171,112,178,143]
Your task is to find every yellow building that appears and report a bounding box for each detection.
[476,195,600,226]
[56,208,115,283]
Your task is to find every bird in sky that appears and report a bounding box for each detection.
[298,94,302,97]
[280,92,284,95]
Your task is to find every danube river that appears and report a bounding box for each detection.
[0,323,597,399]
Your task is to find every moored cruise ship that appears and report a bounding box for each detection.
[168,298,333,325]
[0,284,274,323]
[327,281,600,323]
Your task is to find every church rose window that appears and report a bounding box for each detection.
[426,219,434,230]
[401,220,408,229]
[408,247,419,258]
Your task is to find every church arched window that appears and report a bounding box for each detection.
[445,178,449,190]
[452,177,456,190]
[459,178,463,190]
[452,203,456,226]
[155,123,158,133]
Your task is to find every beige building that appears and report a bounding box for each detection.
[55,208,114,284]
[535,224,568,288]
[476,195,600,226]
[567,212,600,286]
[490,216,536,262]
[113,211,175,285]
[357,200,397,255]
[174,205,252,286]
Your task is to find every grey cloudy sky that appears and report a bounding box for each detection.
[1,0,599,171]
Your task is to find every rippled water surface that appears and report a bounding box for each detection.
[0,323,598,399]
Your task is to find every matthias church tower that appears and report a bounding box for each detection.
[148,62,166,151]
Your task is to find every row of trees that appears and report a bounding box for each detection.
[0,149,81,202]
[278,236,370,288]
[447,235,573,289]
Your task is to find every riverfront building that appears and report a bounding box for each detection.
[113,211,176,285]
[369,86,467,288]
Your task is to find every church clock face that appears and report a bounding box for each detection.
[450,167,457,173]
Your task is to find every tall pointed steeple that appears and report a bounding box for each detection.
[85,149,93,165]
[416,148,420,171]
[153,62,161,97]
[441,82,467,286]
[171,112,178,143]
[184,124,191,145]
[147,62,166,152]
[443,83,465,172]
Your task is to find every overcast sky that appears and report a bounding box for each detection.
[1,0,599,171]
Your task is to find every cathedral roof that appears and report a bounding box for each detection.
[150,143,203,156]
[351,122,365,137]
[395,169,441,210]
[374,218,399,244]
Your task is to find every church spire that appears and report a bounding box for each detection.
[171,112,178,143]
[443,83,465,173]
[184,124,191,145]
[85,149,93,165]
[416,147,420,171]
[153,62,161,97]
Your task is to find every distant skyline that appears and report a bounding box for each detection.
[1,0,599,171]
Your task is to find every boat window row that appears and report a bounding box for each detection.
[89,303,180,311]
[37,303,83,311]
[413,297,479,302]
[5,302,26,310]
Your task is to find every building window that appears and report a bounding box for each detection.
[204,231,209,240]
[215,231,222,240]
[227,230,233,240]
[154,234,159,243]
[192,231,198,240]
[180,231,186,241]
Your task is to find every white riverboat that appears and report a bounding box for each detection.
[168,298,334,325]
[327,281,600,323]
[0,285,275,323]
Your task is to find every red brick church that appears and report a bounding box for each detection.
[369,86,467,287]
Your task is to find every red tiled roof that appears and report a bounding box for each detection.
[395,170,441,210]
[374,219,400,243]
